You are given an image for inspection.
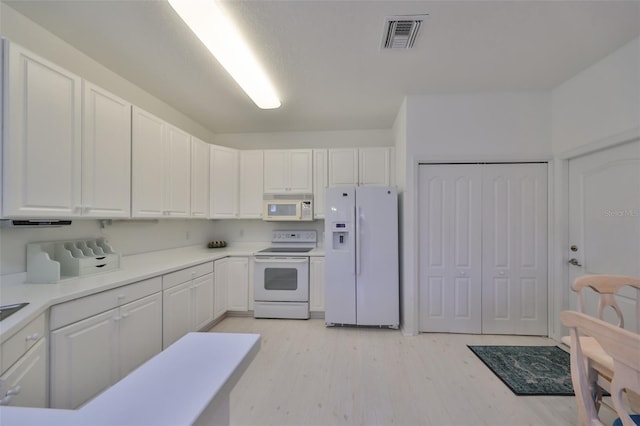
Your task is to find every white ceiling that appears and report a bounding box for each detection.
[5,0,640,134]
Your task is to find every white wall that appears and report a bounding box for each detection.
[406,92,552,161]
[392,99,409,334]
[400,91,552,335]
[552,37,640,155]
[213,129,393,150]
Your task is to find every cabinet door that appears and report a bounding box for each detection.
[263,150,289,193]
[3,41,82,217]
[118,292,162,379]
[310,257,325,312]
[0,339,47,408]
[313,150,327,219]
[210,145,239,218]
[214,258,229,319]
[359,147,392,186]
[191,137,210,218]
[82,82,132,218]
[50,309,118,409]
[288,150,313,193]
[239,150,264,218]
[132,107,165,217]
[328,149,358,187]
[164,124,191,217]
[162,281,192,349]
[226,257,249,311]
[192,273,215,330]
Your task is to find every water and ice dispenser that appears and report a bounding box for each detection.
[330,222,350,250]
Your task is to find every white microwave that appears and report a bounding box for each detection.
[263,194,313,221]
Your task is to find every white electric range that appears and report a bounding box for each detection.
[253,230,317,319]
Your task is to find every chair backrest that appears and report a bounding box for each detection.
[561,310,640,426]
[572,275,640,332]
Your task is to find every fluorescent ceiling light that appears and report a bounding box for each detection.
[169,0,281,109]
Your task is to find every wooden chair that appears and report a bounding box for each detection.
[560,310,640,426]
[561,275,640,412]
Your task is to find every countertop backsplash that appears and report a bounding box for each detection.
[0,218,325,276]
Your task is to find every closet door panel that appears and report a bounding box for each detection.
[418,165,482,333]
[481,164,547,335]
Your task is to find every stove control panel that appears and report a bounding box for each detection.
[271,230,317,243]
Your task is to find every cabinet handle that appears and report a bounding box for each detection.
[25,333,40,342]
[121,312,130,319]
[114,315,122,321]
[5,385,21,397]
[0,385,22,405]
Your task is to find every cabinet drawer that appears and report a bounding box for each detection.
[1,314,45,374]
[162,262,214,290]
[50,276,162,330]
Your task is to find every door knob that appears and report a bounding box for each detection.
[568,258,582,267]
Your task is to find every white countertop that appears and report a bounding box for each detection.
[0,332,261,425]
[0,244,324,342]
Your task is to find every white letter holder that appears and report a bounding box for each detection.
[26,238,120,283]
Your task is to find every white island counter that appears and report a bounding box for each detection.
[0,332,260,425]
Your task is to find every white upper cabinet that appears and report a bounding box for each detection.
[239,150,264,218]
[313,149,328,219]
[359,147,394,186]
[328,147,394,187]
[210,144,239,218]
[328,148,358,187]
[131,107,191,218]
[164,124,191,217]
[82,82,131,218]
[2,41,83,218]
[190,137,210,218]
[131,107,166,217]
[263,149,313,193]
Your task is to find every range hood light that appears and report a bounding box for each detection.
[168,0,281,109]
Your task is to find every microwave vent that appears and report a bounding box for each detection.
[263,193,313,201]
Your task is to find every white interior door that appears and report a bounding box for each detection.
[568,140,640,330]
[481,164,548,335]
[418,165,483,333]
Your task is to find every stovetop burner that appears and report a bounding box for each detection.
[259,247,313,253]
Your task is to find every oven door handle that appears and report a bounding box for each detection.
[254,257,308,264]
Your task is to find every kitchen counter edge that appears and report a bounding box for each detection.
[0,245,266,342]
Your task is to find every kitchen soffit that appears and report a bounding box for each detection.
[4,0,639,134]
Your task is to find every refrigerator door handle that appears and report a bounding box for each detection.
[356,206,361,276]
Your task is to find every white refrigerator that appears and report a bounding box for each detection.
[324,186,399,328]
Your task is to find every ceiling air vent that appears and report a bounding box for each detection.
[382,15,427,49]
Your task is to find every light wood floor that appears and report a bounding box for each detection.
[208,317,606,426]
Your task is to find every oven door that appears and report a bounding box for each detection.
[253,257,309,302]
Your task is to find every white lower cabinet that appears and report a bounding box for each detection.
[0,314,47,408]
[0,339,47,408]
[214,259,229,320]
[226,257,249,312]
[213,257,249,317]
[50,280,162,409]
[310,257,325,313]
[162,262,214,349]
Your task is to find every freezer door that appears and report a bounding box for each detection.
[355,186,399,326]
[324,187,356,325]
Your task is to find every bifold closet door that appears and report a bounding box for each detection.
[418,165,483,333]
[481,164,548,335]
[418,163,548,335]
